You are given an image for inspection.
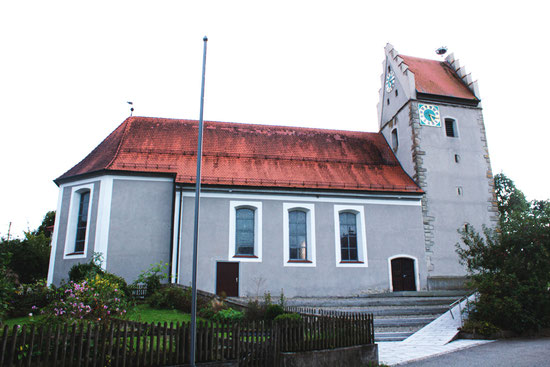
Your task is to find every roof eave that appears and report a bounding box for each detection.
[54,169,177,186]
[416,92,480,107]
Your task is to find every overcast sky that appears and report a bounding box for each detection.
[1,1,548,238]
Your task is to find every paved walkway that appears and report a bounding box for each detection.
[378,294,494,366]
[397,338,550,367]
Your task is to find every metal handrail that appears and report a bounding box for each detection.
[448,290,477,326]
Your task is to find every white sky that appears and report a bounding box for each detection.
[1,1,548,238]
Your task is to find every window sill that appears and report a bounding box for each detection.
[287,260,312,263]
[340,260,364,264]
[233,255,258,259]
[65,252,85,256]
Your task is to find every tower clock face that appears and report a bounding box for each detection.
[385,70,395,93]
[418,104,441,127]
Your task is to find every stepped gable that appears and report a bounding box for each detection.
[56,116,422,193]
[399,54,478,101]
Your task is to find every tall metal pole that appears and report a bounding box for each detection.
[190,35,208,367]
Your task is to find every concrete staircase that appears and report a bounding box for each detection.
[284,291,469,342]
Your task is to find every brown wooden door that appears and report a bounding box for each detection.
[216,262,239,297]
[391,257,416,291]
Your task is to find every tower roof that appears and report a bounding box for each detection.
[400,55,478,101]
[56,116,422,194]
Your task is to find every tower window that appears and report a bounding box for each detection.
[445,118,457,137]
[387,98,390,105]
[457,186,463,196]
[74,190,90,253]
[391,128,399,152]
[395,89,398,97]
[454,154,460,163]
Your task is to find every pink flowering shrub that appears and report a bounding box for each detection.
[37,274,130,325]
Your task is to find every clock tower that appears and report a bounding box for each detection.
[378,44,498,290]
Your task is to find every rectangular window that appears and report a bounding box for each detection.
[74,191,90,253]
[445,118,457,137]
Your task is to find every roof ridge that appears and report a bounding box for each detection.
[131,116,375,136]
[105,116,134,170]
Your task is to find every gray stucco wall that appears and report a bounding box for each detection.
[107,179,173,282]
[379,62,411,129]
[382,100,496,279]
[51,180,101,285]
[414,102,495,276]
[177,193,426,297]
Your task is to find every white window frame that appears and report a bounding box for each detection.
[228,201,262,262]
[64,183,94,259]
[333,205,368,267]
[444,116,459,138]
[283,203,316,267]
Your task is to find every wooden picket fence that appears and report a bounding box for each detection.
[0,313,374,367]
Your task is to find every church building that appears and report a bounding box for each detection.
[47,44,497,297]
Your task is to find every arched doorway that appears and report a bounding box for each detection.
[391,257,416,291]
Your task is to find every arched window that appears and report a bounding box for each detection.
[74,190,90,253]
[229,201,262,262]
[339,212,358,261]
[391,128,399,152]
[333,205,368,267]
[289,210,307,260]
[445,118,457,137]
[283,203,316,266]
[235,208,255,255]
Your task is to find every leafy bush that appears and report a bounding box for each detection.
[134,262,169,297]
[69,262,103,283]
[102,272,131,298]
[245,299,264,321]
[148,286,191,311]
[460,319,500,336]
[265,304,285,321]
[456,174,550,333]
[9,279,52,318]
[0,255,17,320]
[146,285,211,314]
[244,291,288,321]
[37,274,130,325]
[212,308,244,322]
[198,306,216,320]
[274,313,301,322]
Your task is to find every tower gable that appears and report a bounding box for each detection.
[377,43,417,129]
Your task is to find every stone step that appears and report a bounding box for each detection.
[285,296,458,308]
[374,317,435,328]
[313,305,449,316]
[356,290,469,298]
[375,331,414,342]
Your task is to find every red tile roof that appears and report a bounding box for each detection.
[400,55,478,101]
[57,117,422,193]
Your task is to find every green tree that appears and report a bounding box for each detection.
[456,174,550,332]
[494,173,529,223]
[34,211,56,238]
[0,211,55,284]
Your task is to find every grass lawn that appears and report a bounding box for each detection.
[126,303,197,324]
[1,304,201,328]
